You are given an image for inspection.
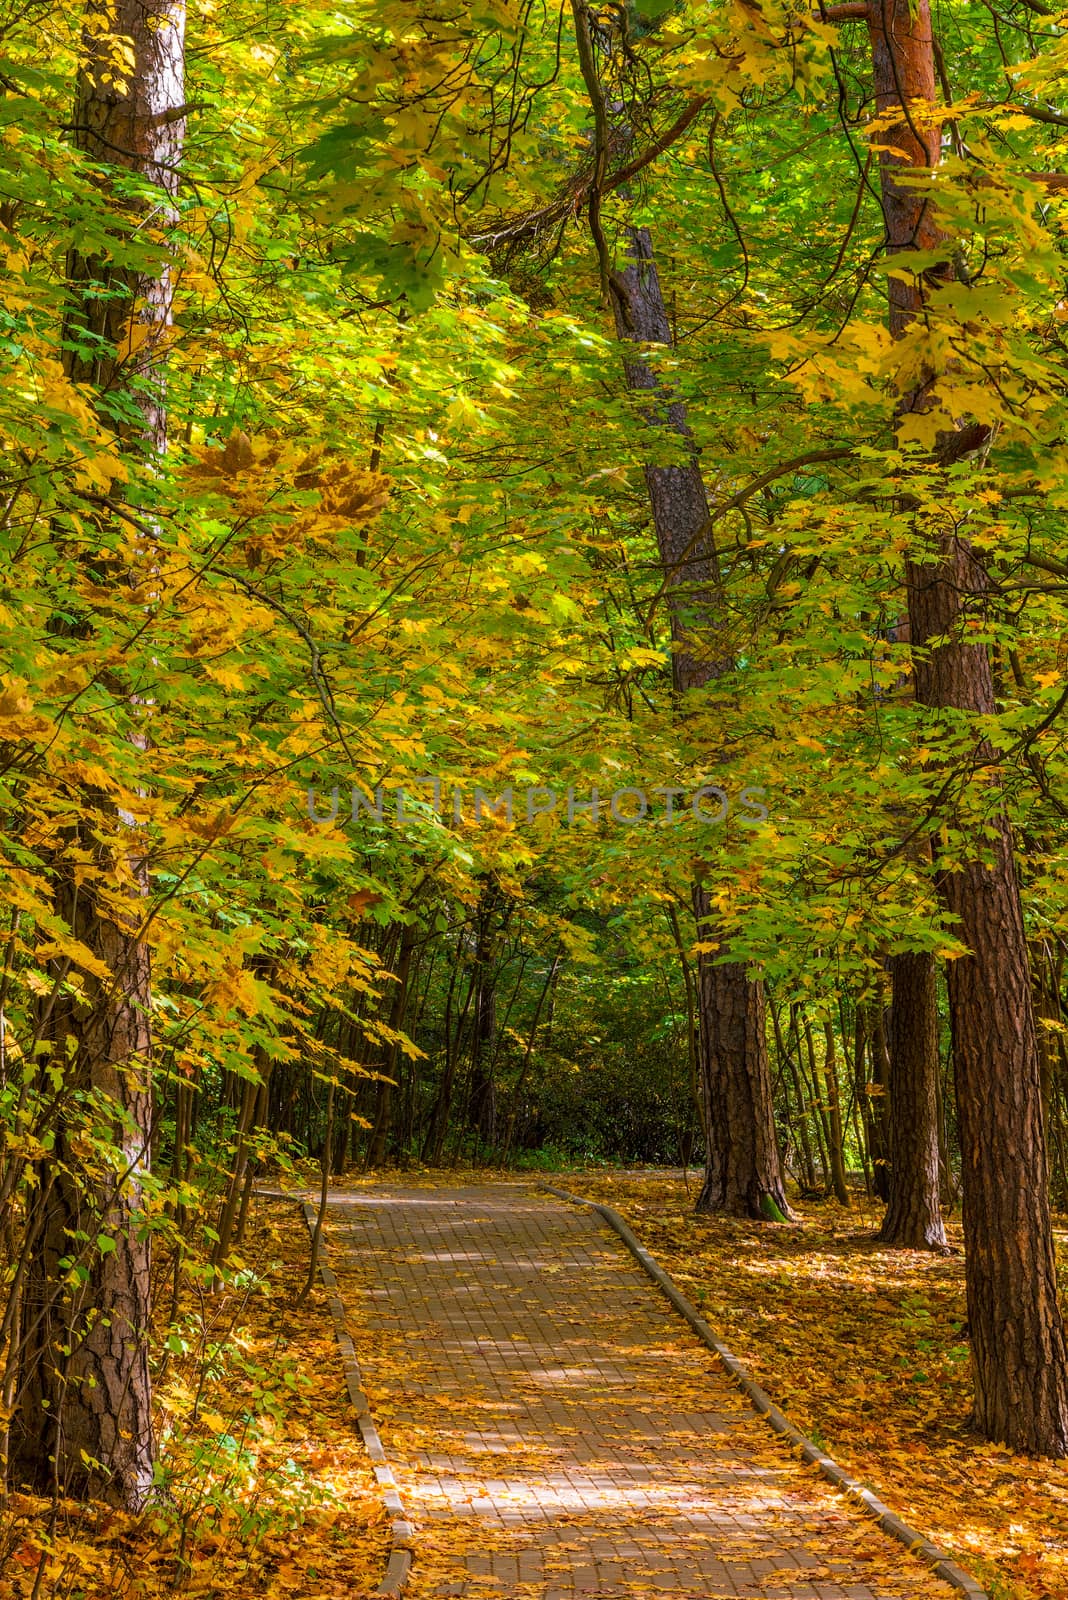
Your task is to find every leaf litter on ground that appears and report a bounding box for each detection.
[314,1168,960,1600]
[0,1198,388,1600]
[569,1170,1068,1600]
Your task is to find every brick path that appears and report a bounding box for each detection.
[327,1184,957,1599]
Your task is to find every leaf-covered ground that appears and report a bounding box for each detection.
[316,1175,960,1599]
[0,1198,387,1600]
[567,1172,1068,1600]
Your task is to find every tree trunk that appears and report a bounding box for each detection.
[849,1002,874,1194]
[466,899,498,1151]
[856,0,1068,1452]
[566,3,788,1220]
[18,903,156,1507]
[367,921,417,1168]
[802,1013,833,1186]
[422,955,464,1164]
[64,0,186,439]
[608,223,789,1223]
[821,1018,851,1207]
[692,935,789,1218]
[666,902,710,1163]
[500,950,561,1165]
[907,538,1068,1450]
[867,998,893,1201]
[15,0,186,1508]
[774,1002,817,1189]
[878,952,947,1249]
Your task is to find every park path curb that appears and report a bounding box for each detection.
[284,1194,413,1595]
[542,1182,988,1600]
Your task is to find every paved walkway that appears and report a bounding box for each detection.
[326,1184,956,1599]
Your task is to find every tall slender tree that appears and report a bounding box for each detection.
[569,2,790,1220]
[824,0,1068,1453]
[15,0,187,1506]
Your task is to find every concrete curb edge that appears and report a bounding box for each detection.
[296,1198,414,1597]
[541,1182,988,1600]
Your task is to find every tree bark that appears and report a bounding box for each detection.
[878,952,948,1248]
[821,1018,851,1207]
[692,946,789,1216]
[866,998,893,1200]
[65,0,186,441]
[773,1002,817,1188]
[567,1,789,1221]
[907,534,1068,1450]
[466,895,498,1151]
[859,0,1068,1452]
[18,901,156,1507]
[609,227,789,1221]
[15,0,186,1507]
[367,921,418,1168]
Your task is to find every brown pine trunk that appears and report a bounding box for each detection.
[776,1005,817,1190]
[567,2,788,1220]
[609,224,789,1222]
[692,936,788,1217]
[907,536,1068,1449]
[18,904,156,1507]
[850,1003,874,1194]
[848,0,1068,1452]
[422,956,464,1164]
[64,0,186,443]
[878,952,947,1249]
[802,1014,833,1186]
[15,0,186,1507]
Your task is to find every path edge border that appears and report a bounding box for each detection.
[542,1181,988,1600]
[297,1198,414,1597]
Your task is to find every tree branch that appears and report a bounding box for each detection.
[643,447,858,630]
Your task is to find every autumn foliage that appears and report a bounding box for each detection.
[4,0,1068,1589]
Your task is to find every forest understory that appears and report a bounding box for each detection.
[0,1199,389,1600]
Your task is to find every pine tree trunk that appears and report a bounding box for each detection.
[422,957,463,1163]
[850,1002,875,1194]
[64,0,187,440]
[878,952,947,1249]
[853,0,1068,1452]
[692,928,789,1217]
[566,2,788,1220]
[771,1000,815,1187]
[609,226,789,1222]
[16,0,186,1507]
[367,922,417,1167]
[18,902,156,1507]
[866,998,893,1200]
[907,535,1068,1449]
[466,902,498,1150]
